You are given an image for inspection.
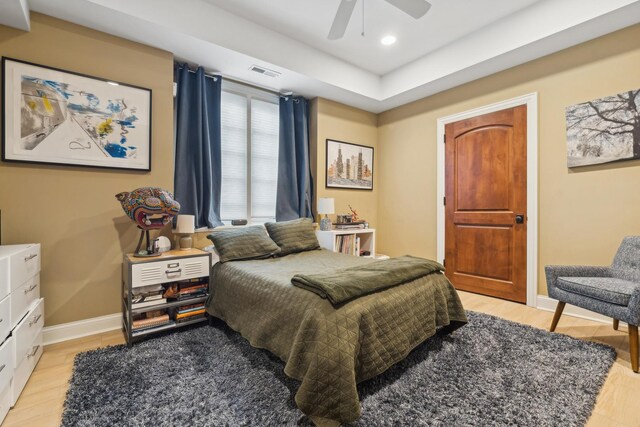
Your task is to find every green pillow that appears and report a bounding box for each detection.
[265,218,320,256]
[207,226,281,263]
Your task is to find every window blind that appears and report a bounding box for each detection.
[220,91,248,221]
[251,99,279,222]
[219,88,279,223]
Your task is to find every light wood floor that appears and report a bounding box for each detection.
[3,291,639,427]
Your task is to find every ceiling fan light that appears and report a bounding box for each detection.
[381,35,397,46]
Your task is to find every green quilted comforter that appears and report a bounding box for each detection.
[206,249,467,425]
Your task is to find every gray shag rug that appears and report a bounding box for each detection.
[62,312,615,426]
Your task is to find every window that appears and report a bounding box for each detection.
[220,81,279,224]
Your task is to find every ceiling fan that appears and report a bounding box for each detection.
[328,0,432,40]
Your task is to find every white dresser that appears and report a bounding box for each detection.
[0,244,44,422]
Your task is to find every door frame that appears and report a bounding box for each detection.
[436,93,538,307]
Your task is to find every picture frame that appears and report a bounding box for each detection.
[566,88,640,168]
[2,57,152,171]
[325,139,374,190]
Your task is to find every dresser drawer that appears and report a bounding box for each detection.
[0,383,11,425]
[0,337,14,393]
[14,299,44,363]
[0,296,10,344]
[12,333,42,406]
[0,257,9,301]
[131,255,209,287]
[9,244,40,293]
[11,276,40,329]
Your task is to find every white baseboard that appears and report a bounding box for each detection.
[536,295,623,326]
[40,296,620,347]
[43,313,121,346]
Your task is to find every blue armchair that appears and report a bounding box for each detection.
[545,236,640,373]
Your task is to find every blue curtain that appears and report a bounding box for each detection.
[174,64,224,229]
[276,96,313,221]
[174,65,222,228]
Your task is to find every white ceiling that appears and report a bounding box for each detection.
[16,0,640,113]
[0,0,29,31]
[204,0,542,75]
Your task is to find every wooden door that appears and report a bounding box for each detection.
[444,106,527,303]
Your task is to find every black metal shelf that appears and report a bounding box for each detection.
[131,316,208,337]
[126,295,208,314]
[122,250,213,346]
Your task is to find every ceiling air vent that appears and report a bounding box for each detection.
[249,65,281,78]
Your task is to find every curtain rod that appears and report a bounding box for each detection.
[175,63,289,97]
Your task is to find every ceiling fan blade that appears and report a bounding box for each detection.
[384,0,431,19]
[328,0,358,40]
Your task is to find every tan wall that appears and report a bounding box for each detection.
[310,98,379,229]
[377,24,640,295]
[2,16,638,327]
[0,14,175,325]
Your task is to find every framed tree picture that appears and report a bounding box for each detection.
[566,88,640,167]
[326,139,373,190]
[2,57,152,171]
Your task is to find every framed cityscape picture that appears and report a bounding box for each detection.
[2,57,152,171]
[326,139,374,190]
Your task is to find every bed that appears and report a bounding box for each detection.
[206,249,467,425]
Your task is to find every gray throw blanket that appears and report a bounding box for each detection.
[292,255,445,305]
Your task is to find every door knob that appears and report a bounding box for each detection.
[515,215,525,224]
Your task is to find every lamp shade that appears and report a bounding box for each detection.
[317,198,335,215]
[175,214,195,234]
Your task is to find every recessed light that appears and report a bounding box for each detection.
[381,35,397,46]
[107,81,119,86]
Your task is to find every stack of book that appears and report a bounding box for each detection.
[164,278,208,301]
[132,284,166,309]
[132,310,171,332]
[334,221,366,230]
[174,303,206,324]
[336,234,361,256]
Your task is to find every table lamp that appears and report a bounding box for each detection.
[176,214,195,250]
[318,198,335,231]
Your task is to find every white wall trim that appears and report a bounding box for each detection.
[43,313,121,346]
[40,294,618,347]
[436,93,539,307]
[536,295,626,327]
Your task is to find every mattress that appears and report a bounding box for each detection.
[206,249,467,425]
